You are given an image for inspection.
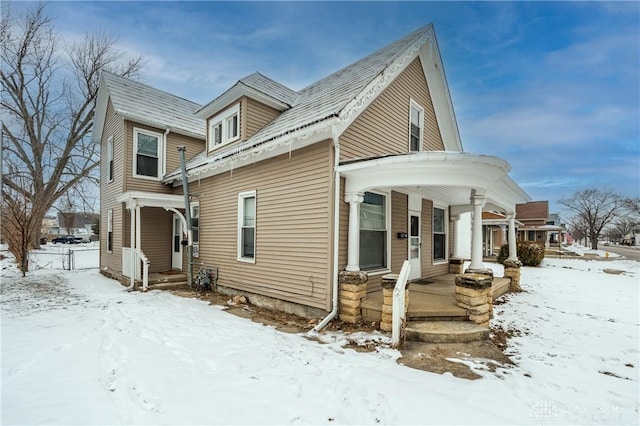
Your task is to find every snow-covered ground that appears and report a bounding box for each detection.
[1,244,638,425]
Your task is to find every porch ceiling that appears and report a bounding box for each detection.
[117,191,186,210]
[337,152,531,211]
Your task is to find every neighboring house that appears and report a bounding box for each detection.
[94,25,530,320]
[481,211,524,256]
[53,212,99,240]
[515,201,564,248]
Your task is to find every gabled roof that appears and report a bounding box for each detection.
[167,24,462,182]
[246,24,435,149]
[92,72,206,144]
[197,72,297,118]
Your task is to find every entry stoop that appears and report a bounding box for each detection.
[405,320,490,343]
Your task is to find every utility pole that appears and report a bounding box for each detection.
[177,146,193,287]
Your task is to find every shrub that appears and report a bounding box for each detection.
[497,241,545,266]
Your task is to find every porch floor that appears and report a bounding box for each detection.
[361,273,511,322]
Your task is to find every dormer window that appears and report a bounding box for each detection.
[209,103,240,151]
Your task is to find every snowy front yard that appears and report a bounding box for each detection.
[1,245,638,425]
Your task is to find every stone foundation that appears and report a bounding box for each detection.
[503,259,523,292]
[380,274,410,333]
[449,258,465,274]
[338,271,368,323]
[455,273,493,328]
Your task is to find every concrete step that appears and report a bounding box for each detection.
[405,320,490,343]
[135,281,188,291]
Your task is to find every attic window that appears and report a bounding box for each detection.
[409,99,424,152]
[208,103,240,151]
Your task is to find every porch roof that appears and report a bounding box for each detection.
[336,152,531,212]
[117,191,186,210]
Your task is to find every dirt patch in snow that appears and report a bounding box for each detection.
[171,288,515,380]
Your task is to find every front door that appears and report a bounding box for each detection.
[408,212,421,279]
[172,214,182,270]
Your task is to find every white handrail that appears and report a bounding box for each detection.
[133,248,150,291]
[392,260,411,348]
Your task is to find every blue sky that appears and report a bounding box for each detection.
[20,1,640,213]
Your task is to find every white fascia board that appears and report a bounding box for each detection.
[418,32,463,152]
[196,84,290,120]
[91,77,110,144]
[171,119,336,186]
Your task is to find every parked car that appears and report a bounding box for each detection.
[52,235,82,244]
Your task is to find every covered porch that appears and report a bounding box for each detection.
[117,191,192,290]
[335,152,530,329]
[361,272,511,323]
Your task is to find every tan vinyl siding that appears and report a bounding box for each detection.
[196,141,333,310]
[243,97,281,139]
[338,177,348,271]
[124,121,204,193]
[391,191,408,273]
[100,99,125,274]
[422,199,449,278]
[140,208,172,273]
[340,58,444,161]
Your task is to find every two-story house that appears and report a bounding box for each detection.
[93,24,530,328]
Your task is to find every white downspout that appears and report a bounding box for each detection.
[310,125,341,333]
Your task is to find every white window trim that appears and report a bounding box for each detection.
[132,127,165,181]
[107,209,113,253]
[360,189,391,274]
[106,135,114,183]
[409,98,425,152]
[208,103,240,152]
[237,190,256,263]
[432,204,448,264]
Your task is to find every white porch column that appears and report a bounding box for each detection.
[450,215,461,258]
[129,200,136,288]
[345,192,364,272]
[507,213,518,261]
[135,204,142,251]
[468,193,486,271]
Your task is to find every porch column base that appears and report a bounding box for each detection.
[338,271,368,323]
[464,267,494,278]
[380,274,410,333]
[455,273,493,328]
[503,259,523,292]
[449,258,465,275]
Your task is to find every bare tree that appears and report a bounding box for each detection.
[1,3,142,273]
[624,197,640,223]
[559,188,624,250]
[56,192,76,235]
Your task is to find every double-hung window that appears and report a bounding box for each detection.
[107,209,113,253]
[106,135,114,182]
[238,190,256,262]
[360,192,388,270]
[433,207,446,261]
[409,100,424,152]
[209,103,240,151]
[133,128,164,179]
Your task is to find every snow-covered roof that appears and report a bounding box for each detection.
[96,72,206,141]
[197,72,297,118]
[166,24,450,182]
